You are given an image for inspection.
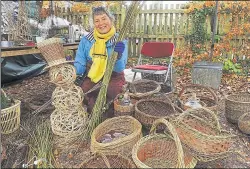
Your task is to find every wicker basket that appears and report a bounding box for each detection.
[90,116,142,156]
[1,99,21,134]
[125,79,161,98]
[113,94,137,117]
[79,153,136,168]
[225,92,250,124]
[238,112,250,134]
[177,84,218,112]
[135,99,180,130]
[172,107,236,162]
[132,118,197,168]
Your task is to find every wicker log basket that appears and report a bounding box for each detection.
[124,79,161,99]
[171,107,237,162]
[135,99,181,130]
[90,116,142,156]
[177,84,218,112]
[132,118,197,168]
[79,153,136,168]
[1,89,21,134]
[225,83,250,124]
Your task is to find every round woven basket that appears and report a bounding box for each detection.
[50,107,88,138]
[177,84,218,112]
[90,116,142,156]
[113,94,137,117]
[172,107,236,162]
[125,79,161,98]
[238,112,250,134]
[1,99,21,134]
[135,99,180,130]
[225,92,250,124]
[79,153,136,168]
[132,118,197,168]
[49,64,76,86]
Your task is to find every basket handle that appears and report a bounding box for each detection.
[176,107,221,132]
[178,83,218,104]
[149,118,185,168]
[95,152,111,168]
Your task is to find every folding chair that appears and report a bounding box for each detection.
[131,42,175,92]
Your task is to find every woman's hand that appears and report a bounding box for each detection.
[114,41,125,59]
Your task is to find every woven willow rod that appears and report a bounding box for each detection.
[84,1,144,139]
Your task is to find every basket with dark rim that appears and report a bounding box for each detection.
[225,83,250,124]
[124,79,161,99]
[132,118,197,168]
[171,107,237,162]
[79,153,136,168]
[238,112,250,135]
[134,98,180,130]
[113,94,137,117]
[177,83,218,112]
[90,116,142,156]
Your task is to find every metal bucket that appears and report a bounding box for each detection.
[191,61,223,89]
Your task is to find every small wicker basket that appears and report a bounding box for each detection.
[113,94,137,117]
[172,107,237,162]
[1,99,21,134]
[238,112,250,134]
[132,118,197,168]
[135,99,180,130]
[90,116,142,156]
[79,153,136,168]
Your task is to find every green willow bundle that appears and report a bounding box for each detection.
[84,1,145,139]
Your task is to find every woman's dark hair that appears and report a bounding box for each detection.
[92,6,115,22]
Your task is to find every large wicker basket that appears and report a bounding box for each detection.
[172,107,236,162]
[132,118,197,168]
[79,153,136,168]
[225,92,250,124]
[90,116,142,156]
[135,99,180,129]
[238,112,250,134]
[177,84,218,112]
[1,99,21,134]
[124,79,161,99]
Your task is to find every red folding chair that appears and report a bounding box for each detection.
[132,42,175,92]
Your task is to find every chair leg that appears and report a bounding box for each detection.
[132,72,137,82]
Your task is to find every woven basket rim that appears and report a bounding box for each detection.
[91,116,142,147]
[1,100,21,112]
[225,92,250,104]
[135,99,176,119]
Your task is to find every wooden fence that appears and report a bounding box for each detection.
[55,3,249,58]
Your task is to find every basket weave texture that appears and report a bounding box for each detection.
[172,107,236,162]
[238,112,250,134]
[49,64,76,86]
[1,100,21,134]
[135,99,179,129]
[90,116,142,156]
[225,92,250,124]
[125,79,161,98]
[113,94,137,117]
[132,118,197,168]
[79,153,136,168]
[177,84,218,112]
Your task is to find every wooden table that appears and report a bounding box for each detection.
[1,43,79,57]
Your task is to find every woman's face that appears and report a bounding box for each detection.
[93,13,112,34]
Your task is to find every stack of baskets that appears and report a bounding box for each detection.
[171,107,237,162]
[132,118,197,168]
[1,89,21,134]
[177,84,218,112]
[37,38,88,138]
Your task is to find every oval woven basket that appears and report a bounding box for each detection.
[135,99,180,130]
[79,153,136,168]
[172,107,237,162]
[177,84,218,112]
[1,99,21,134]
[125,79,161,98]
[238,112,250,134]
[132,118,197,168]
[225,92,250,124]
[90,116,142,156]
